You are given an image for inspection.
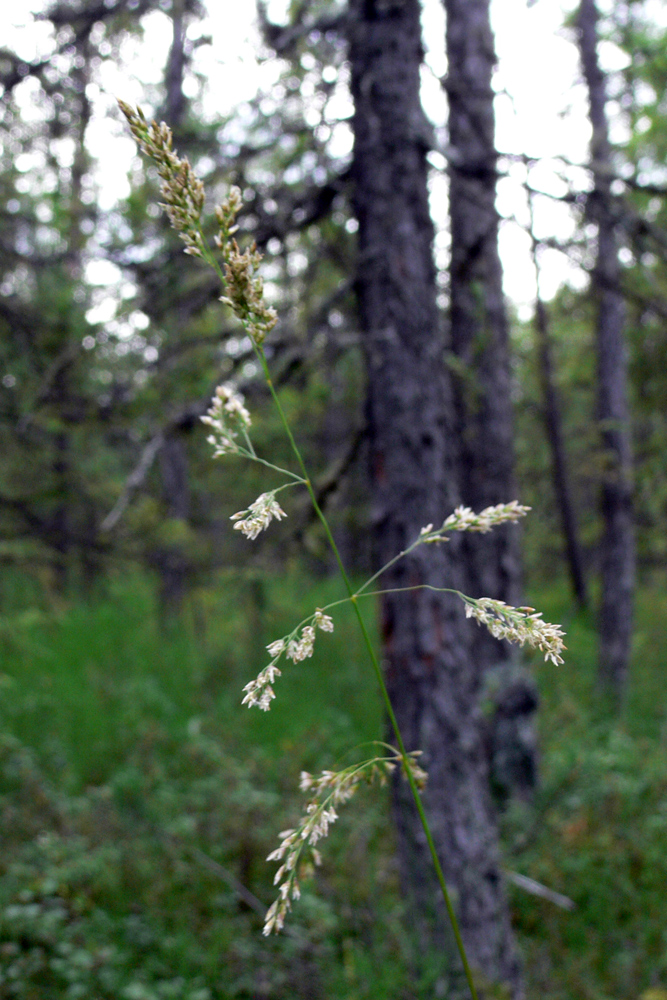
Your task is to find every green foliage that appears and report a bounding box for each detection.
[2,1,667,996]
[505,583,667,1000]
[0,571,435,999]
[1,571,667,998]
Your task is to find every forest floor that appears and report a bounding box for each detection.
[0,568,666,1000]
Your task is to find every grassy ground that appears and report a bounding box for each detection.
[0,568,666,999]
[505,583,667,1000]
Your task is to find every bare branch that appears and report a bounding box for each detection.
[504,870,576,911]
[100,433,166,533]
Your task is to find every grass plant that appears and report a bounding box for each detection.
[113,101,569,998]
[0,102,663,1000]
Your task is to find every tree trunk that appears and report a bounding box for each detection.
[535,295,589,607]
[164,0,187,128]
[444,0,536,802]
[52,426,71,593]
[577,0,635,699]
[153,1,193,614]
[527,192,588,609]
[53,34,93,593]
[156,431,190,613]
[347,1,523,993]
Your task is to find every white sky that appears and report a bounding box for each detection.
[0,0,640,319]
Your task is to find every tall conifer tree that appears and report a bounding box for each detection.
[577,0,635,699]
[347,0,523,991]
[443,0,538,801]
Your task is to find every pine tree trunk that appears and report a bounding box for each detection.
[156,432,190,613]
[154,2,192,614]
[347,1,523,993]
[444,0,536,800]
[535,295,589,608]
[577,0,635,699]
[528,196,588,608]
[53,34,92,593]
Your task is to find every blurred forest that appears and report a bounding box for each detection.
[1,0,667,998]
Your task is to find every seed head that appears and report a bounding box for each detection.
[419,501,531,543]
[201,382,251,457]
[463,597,566,665]
[118,101,205,258]
[230,492,287,541]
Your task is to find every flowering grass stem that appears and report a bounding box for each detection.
[264,747,426,934]
[118,102,569,1000]
[252,347,481,998]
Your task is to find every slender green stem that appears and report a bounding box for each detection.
[270,481,304,496]
[320,586,463,617]
[357,584,464,601]
[241,427,257,457]
[344,601,480,1000]
[199,226,479,1000]
[354,537,422,595]
[255,344,480,1000]
[198,230,227,285]
[238,451,305,483]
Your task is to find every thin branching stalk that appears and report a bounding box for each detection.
[119,102,567,1000]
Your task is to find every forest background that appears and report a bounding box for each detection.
[1,0,667,998]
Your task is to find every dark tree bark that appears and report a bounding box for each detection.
[52,32,93,592]
[577,0,635,698]
[164,0,187,129]
[347,1,523,993]
[52,424,72,592]
[152,1,195,613]
[534,297,589,606]
[155,431,191,612]
[445,0,518,607]
[444,0,536,801]
[527,192,588,609]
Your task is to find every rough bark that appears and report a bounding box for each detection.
[444,0,536,800]
[534,295,589,607]
[527,194,588,609]
[53,33,93,591]
[155,432,191,612]
[577,0,635,698]
[153,3,193,613]
[164,0,187,129]
[347,1,523,993]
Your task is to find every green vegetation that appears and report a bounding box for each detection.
[2,1,667,996]
[506,583,667,999]
[1,571,666,999]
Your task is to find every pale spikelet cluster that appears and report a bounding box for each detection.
[420,501,531,544]
[264,752,423,935]
[215,189,278,347]
[241,661,282,712]
[241,610,334,711]
[231,492,287,540]
[285,612,334,665]
[119,104,277,345]
[118,101,205,258]
[463,598,566,665]
[313,609,334,633]
[200,383,251,456]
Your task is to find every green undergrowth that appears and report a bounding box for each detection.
[506,581,667,1000]
[0,569,666,998]
[0,569,435,1000]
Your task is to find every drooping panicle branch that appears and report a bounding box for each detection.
[263,749,426,935]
